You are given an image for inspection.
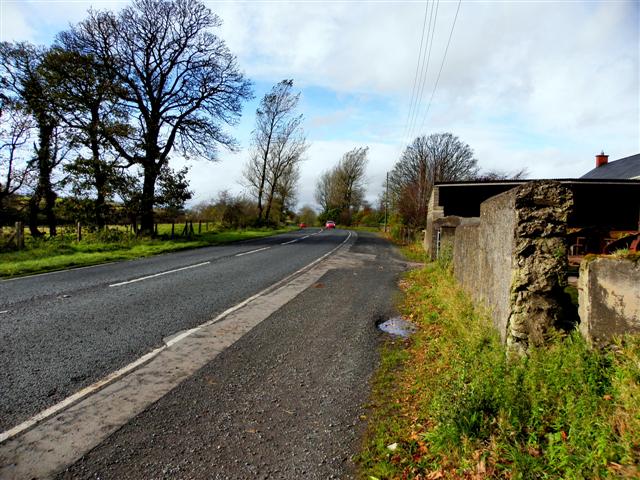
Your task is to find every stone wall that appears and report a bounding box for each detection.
[579,257,640,347]
[453,181,574,352]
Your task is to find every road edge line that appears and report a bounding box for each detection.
[0,230,354,445]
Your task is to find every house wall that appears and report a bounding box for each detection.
[579,257,640,347]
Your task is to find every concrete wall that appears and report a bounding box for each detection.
[453,181,574,352]
[579,257,640,347]
[424,186,444,259]
[454,190,517,343]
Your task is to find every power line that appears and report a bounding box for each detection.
[417,0,462,133]
[405,0,439,145]
[401,2,430,143]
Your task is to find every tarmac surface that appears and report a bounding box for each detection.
[0,228,346,432]
[54,232,406,479]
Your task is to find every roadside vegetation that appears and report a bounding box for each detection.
[359,259,640,479]
[0,225,295,277]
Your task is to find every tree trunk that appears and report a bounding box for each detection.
[28,188,43,237]
[33,121,57,236]
[139,164,158,236]
[90,111,107,230]
[264,183,276,224]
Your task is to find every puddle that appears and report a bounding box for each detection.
[377,317,417,338]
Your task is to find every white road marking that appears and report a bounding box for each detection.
[0,346,164,444]
[280,229,324,245]
[235,246,271,257]
[0,230,354,447]
[0,310,8,314]
[1,262,117,282]
[108,262,210,287]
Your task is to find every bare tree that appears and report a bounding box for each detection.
[0,42,64,236]
[245,79,301,223]
[262,119,307,223]
[314,170,336,213]
[475,168,528,181]
[0,106,34,219]
[67,0,252,234]
[334,147,368,225]
[314,146,368,225]
[389,133,478,227]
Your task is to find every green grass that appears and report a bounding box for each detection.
[358,262,640,479]
[0,225,297,278]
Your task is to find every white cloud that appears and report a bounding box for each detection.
[2,0,638,209]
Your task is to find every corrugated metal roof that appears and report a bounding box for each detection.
[581,153,640,180]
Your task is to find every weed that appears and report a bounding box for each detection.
[359,262,640,479]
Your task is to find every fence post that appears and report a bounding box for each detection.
[76,222,82,242]
[198,220,202,234]
[171,222,175,239]
[154,223,158,235]
[15,221,24,249]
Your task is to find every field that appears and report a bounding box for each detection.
[0,223,297,278]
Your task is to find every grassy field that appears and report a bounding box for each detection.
[0,225,297,278]
[358,260,640,479]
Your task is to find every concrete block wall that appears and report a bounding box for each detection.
[579,257,640,347]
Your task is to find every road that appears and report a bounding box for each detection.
[0,228,347,432]
[0,229,410,479]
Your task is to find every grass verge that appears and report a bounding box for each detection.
[0,226,297,278]
[358,262,640,479]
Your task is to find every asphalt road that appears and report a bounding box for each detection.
[0,228,350,432]
[57,231,406,479]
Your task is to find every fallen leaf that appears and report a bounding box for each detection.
[387,442,398,451]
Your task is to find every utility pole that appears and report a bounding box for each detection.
[384,171,389,233]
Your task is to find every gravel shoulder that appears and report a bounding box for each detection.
[57,232,407,479]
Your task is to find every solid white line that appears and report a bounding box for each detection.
[0,346,164,444]
[108,262,210,287]
[1,262,117,283]
[235,246,270,257]
[0,229,354,445]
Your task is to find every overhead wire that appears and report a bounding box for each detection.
[400,1,430,143]
[405,0,439,145]
[417,0,462,133]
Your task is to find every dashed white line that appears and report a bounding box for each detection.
[0,230,354,446]
[0,310,8,314]
[235,246,271,257]
[108,262,210,287]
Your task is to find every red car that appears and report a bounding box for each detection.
[325,220,336,229]
[299,222,306,228]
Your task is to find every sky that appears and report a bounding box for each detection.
[1,0,639,210]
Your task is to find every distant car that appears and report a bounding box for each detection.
[325,220,336,229]
[299,222,306,228]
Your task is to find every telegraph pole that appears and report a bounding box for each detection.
[384,172,389,232]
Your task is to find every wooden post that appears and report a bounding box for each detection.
[76,222,82,242]
[154,223,158,235]
[15,221,24,249]
[171,222,175,239]
[198,220,202,234]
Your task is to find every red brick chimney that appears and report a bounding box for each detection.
[596,151,609,168]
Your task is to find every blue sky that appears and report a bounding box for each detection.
[1,0,639,208]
